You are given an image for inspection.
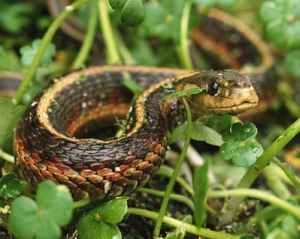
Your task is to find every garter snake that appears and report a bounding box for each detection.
[14,67,258,200]
[12,3,275,201]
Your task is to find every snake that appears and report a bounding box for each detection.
[13,3,276,201]
[14,67,258,201]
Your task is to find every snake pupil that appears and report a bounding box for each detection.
[208,81,219,95]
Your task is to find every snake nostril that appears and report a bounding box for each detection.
[231,83,243,93]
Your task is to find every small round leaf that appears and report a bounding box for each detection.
[121,0,144,27]
[77,197,128,239]
[109,0,128,9]
[220,122,263,167]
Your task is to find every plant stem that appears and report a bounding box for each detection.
[97,0,121,64]
[128,208,239,239]
[208,189,300,221]
[12,0,91,106]
[263,161,291,199]
[177,0,193,69]
[137,187,194,210]
[72,0,98,69]
[157,165,194,196]
[0,149,14,164]
[271,157,300,189]
[113,29,136,64]
[219,118,300,225]
[73,198,91,209]
[153,97,192,237]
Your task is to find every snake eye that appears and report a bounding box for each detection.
[208,81,218,96]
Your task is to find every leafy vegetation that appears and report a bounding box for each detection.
[0,0,300,238]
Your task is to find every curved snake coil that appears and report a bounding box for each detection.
[14,67,258,200]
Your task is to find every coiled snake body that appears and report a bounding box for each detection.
[14,67,258,200]
[13,7,275,201]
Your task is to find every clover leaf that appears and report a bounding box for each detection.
[259,0,300,50]
[0,173,22,200]
[9,180,73,239]
[282,50,300,79]
[142,0,185,42]
[77,197,128,239]
[220,122,263,167]
[20,39,56,67]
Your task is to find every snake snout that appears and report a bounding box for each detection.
[232,82,259,113]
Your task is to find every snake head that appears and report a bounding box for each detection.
[176,70,259,117]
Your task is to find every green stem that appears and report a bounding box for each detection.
[0,149,14,164]
[136,187,194,210]
[177,0,193,69]
[73,198,91,209]
[12,0,91,105]
[271,157,300,190]
[157,165,194,196]
[128,208,239,239]
[113,29,136,64]
[153,97,192,237]
[72,0,98,69]
[219,118,300,225]
[208,189,300,221]
[263,161,291,199]
[98,0,121,64]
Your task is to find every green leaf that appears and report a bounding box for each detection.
[130,37,158,65]
[0,2,35,34]
[122,71,143,97]
[0,173,22,200]
[254,201,300,239]
[282,50,300,79]
[8,181,73,239]
[77,197,128,239]
[9,196,40,239]
[169,121,223,146]
[121,0,144,27]
[0,46,22,72]
[160,87,204,102]
[207,114,233,134]
[220,122,263,167]
[267,229,291,239]
[143,0,185,42]
[109,0,128,9]
[19,39,56,67]
[193,161,209,227]
[36,181,73,226]
[190,121,223,146]
[169,123,188,144]
[0,98,26,153]
[259,0,300,49]
[165,225,186,239]
[192,0,238,8]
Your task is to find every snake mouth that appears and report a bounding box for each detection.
[232,101,258,114]
[241,100,258,106]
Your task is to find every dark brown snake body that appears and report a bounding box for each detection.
[13,4,276,201]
